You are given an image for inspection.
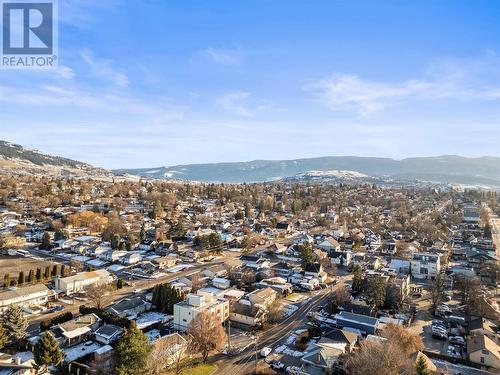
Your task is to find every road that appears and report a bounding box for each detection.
[215,280,346,375]
[27,257,230,334]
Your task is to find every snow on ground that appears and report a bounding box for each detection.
[135,311,172,329]
[64,341,101,362]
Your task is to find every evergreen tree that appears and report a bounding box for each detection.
[298,243,315,268]
[40,232,52,250]
[3,305,28,340]
[352,265,363,293]
[0,322,7,349]
[114,328,151,375]
[3,274,9,289]
[36,268,42,281]
[18,271,25,286]
[415,353,430,375]
[51,265,58,277]
[366,275,386,308]
[60,265,67,276]
[151,200,164,220]
[44,266,51,280]
[29,269,36,285]
[34,331,64,369]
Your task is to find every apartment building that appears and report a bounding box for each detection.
[173,291,229,331]
[411,253,441,279]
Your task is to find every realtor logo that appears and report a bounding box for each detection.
[1,0,58,69]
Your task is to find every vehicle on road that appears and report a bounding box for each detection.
[260,347,272,357]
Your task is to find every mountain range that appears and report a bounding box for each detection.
[114,155,500,186]
[1,140,499,186]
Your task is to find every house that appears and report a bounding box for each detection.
[247,287,277,307]
[120,252,142,265]
[255,278,292,296]
[212,277,230,290]
[173,292,229,331]
[54,313,101,347]
[317,328,358,353]
[468,318,498,342]
[304,263,327,283]
[329,250,352,267]
[410,253,440,279]
[54,269,111,295]
[240,255,270,271]
[317,237,341,252]
[467,335,500,369]
[301,346,343,375]
[276,222,292,233]
[106,297,151,318]
[152,256,178,268]
[334,311,379,335]
[0,284,54,313]
[265,243,287,254]
[94,324,124,345]
[229,300,267,328]
[0,352,35,375]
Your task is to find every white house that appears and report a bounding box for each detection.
[54,269,111,295]
[0,284,54,313]
[411,253,441,279]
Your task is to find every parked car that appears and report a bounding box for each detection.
[260,347,272,357]
[269,360,286,371]
[449,336,465,346]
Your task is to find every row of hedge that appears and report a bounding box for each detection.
[40,311,74,331]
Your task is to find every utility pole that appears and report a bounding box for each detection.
[253,334,258,375]
[226,319,231,354]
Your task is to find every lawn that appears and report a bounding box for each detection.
[182,363,217,375]
[286,293,302,302]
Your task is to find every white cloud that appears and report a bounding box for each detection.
[199,46,243,65]
[306,54,500,115]
[216,91,276,117]
[81,49,130,87]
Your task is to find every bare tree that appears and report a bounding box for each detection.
[147,335,188,375]
[381,324,423,356]
[430,272,445,315]
[86,283,114,310]
[346,340,405,375]
[187,311,227,363]
[266,300,284,324]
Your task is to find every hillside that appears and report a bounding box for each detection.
[114,155,500,185]
[0,141,113,178]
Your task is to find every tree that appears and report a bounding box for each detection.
[352,265,363,293]
[117,278,125,289]
[454,274,480,309]
[382,324,423,356]
[187,311,227,363]
[3,274,9,289]
[146,335,188,375]
[113,328,151,375]
[34,331,64,369]
[0,323,7,350]
[415,353,430,375]
[329,285,351,312]
[40,232,52,250]
[151,200,165,220]
[365,275,386,308]
[430,272,445,315]
[346,340,404,375]
[298,242,315,269]
[152,283,184,314]
[29,269,36,285]
[36,268,42,281]
[266,300,284,324]
[86,283,113,310]
[3,305,28,340]
[18,271,25,286]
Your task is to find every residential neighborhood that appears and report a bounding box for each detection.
[0,175,498,375]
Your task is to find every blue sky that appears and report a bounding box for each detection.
[1,0,499,168]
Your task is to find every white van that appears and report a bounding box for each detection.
[260,347,272,357]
